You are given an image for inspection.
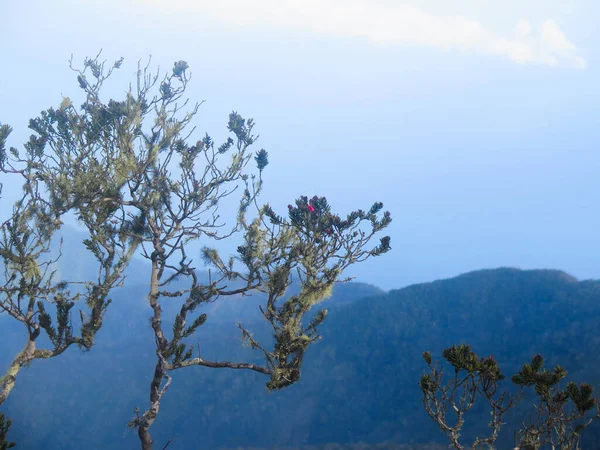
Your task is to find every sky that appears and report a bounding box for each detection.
[1,0,599,290]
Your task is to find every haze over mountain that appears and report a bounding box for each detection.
[3,1,600,291]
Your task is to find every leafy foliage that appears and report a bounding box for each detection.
[511,355,599,449]
[0,117,137,406]
[0,413,14,449]
[420,348,600,449]
[420,345,514,449]
[228,195,391,390]
[1,53,391,449]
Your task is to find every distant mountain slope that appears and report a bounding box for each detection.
[306,268,600,447]
[43,225,384,323]
[3,268,600,449]
[48,225,154,283]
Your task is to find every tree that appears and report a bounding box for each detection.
[1,114,139,450]
[0,161,136,406]
[1,54,392,449]
[0,412,15,449]
[419,345,600,449]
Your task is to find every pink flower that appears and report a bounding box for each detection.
[308,204,315,213]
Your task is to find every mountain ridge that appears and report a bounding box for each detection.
[3,267,600,449]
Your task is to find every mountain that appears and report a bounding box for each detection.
[2,268,600,449]
[43,225,384,323]
[43,226,152,283]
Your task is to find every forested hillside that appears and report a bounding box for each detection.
[3,267,599,449]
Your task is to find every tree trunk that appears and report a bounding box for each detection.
[0,338,36,406]
[138,425,154,450]
[136,254,170,450]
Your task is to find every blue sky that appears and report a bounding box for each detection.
[1,0,599,290]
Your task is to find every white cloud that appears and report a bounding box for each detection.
[149,0,587,69]
[541,20,575,52]
[516,19,532,37]
[538,20,587,69]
